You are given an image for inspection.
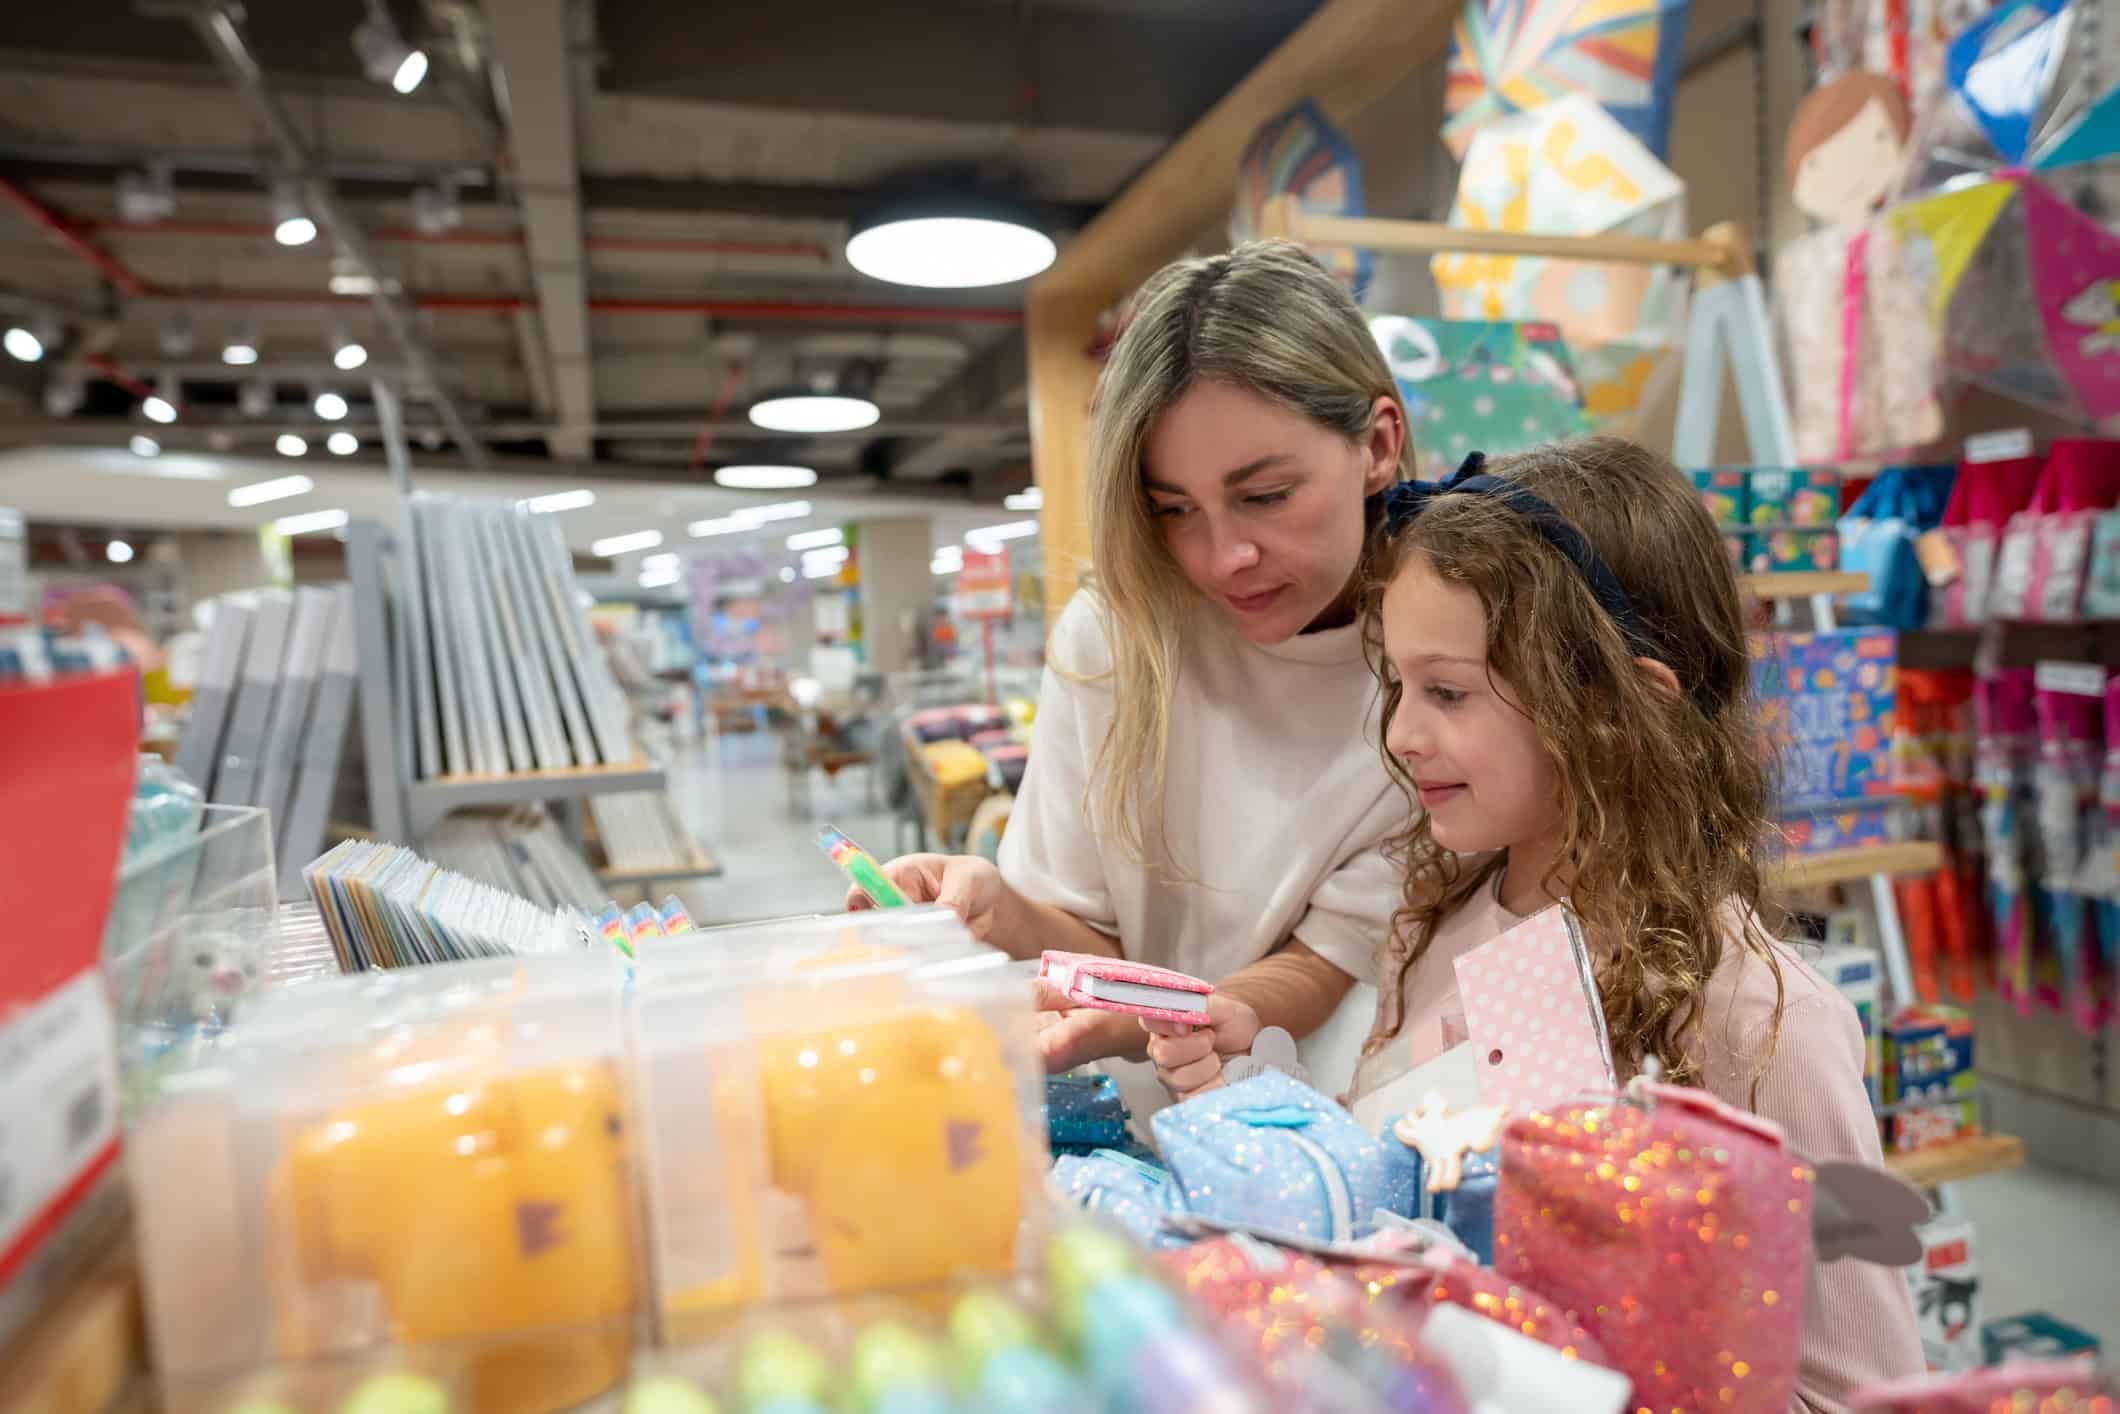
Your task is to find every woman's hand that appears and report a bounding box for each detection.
[846,852,1005,944]
[1143,995,1263,1102]
[1032,980,1150,1073]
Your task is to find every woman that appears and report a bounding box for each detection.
[859,242,1410,1092]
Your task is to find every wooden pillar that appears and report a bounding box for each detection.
[1026,289,1108,623]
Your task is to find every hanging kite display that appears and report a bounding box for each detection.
[1441,0,1693,160]
[1229,100,1371,295]
[1887,0,2120,427]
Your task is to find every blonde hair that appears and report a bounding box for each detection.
[1082,240,1412,866]
[1363,437,1787,1094]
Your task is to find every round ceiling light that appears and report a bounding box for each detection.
[747,392,879,434]
[714,464,818,491]
[846,182,1054,288]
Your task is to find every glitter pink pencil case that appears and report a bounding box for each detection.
[1495,1082,1814,1414]
[1038,951,1214,1025]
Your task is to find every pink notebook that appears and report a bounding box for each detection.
[1452,906,1615,1114]
[1038,950,1214,1025]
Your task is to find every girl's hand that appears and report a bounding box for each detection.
[1144,995,1262,1101]
[845,852,1004,944]
[1033,980,1150,1073]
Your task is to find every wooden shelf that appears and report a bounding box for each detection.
[1885,1133,2025,1187]
[1776,842,1944,890]
[1742,571,1870,599]
[595,842,724,887]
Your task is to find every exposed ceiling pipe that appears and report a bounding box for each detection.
[144,289,1025,325]
[81,218,833,262]
[0,175,151,298]
[173,2,489,467]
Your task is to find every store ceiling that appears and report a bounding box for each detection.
[0,0,1320,531]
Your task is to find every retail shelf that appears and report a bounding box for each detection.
[1742,571,1869,598]
[1776,842,1944,890]
[595,841,724,888]
[406,760,667,836]
[1884,1133,2025,1188]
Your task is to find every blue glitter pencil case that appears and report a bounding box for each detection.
[1051,1147,1184,1249]
[1151,1072,1418,1247]
[1046,1072,1130,1149]
[1384,1130,1499,1265]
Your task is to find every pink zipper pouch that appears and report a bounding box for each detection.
[1038,950,1214,1025]
[1495,1083,1813,1414]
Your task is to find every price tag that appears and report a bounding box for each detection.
[1966,428,2034,463]
[2033,660,2107,697]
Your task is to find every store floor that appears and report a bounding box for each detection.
[662,735,2120,1350]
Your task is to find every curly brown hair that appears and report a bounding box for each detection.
[1361,436,1786,1091]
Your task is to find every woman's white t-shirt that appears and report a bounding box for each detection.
[997,589,1402,985]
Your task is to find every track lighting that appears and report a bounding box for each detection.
[353,4,429,95]
[222,323,259,366]
[313,390,349,421]
[115,162,175,224]
[4,314,57,363]
[272,179,317,247]
[141,374,179,425]
[331,331,369,371]
[239,378,275,418]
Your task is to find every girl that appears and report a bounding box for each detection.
[858,242,1408,1081]
[1149,437,1924,1409]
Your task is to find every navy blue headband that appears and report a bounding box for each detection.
[1381,452,1661,661]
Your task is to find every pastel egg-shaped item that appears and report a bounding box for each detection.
[947,1287,1039,1378]
[622,1373,722,1414]
[335,1371,450,1414]
[849,1321,948,1403]
[739,1329,834,1408]
[870,1390,960,1414]
[973,1345,1089,1414]
[1128,1326,1266,1414]
[1046,1226,1136,1323]
[1081,1275,1183,1380]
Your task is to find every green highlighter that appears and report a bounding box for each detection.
[817,824,908,908]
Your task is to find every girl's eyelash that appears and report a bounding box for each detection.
[1425,684,1467,706]
[1149,502,1192,519]
[1245,488,1292,507]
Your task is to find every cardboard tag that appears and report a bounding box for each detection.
[1914,529,1961,588]
[1350,1038,1481,1133]
[1453,907,1615,1115]
[1223,1026,1311,1087]
[1810,1160,1932,1266]
[2034,660,2107,698]
[1966,428,2034,463]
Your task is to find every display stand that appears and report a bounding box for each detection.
[1264,198,2017,1194]
[343,519,667,843]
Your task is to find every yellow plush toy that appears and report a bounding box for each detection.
[267,1061,637,1413]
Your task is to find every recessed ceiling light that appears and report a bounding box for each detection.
[276,433,309,457]
[221,339,258,366]
[747,393,879,435]
[592,529,663,558]
[332,334,368,371]
[846,188,1055,289]
[966,519,1039,550]
[128,434,160,458]
[106,538,134,564]
[228,474,314,508]
[638,566,681,589]
[522,488,595,513]
[714,464,819,490]
[313,391,350,421]
[142,380,179,423]
[786,527,844,552]
[326,431,359,456]
[275,507,349,536]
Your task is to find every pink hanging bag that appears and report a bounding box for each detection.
[1494,1082,1814,1414]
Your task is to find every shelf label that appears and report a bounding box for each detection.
[1965,428,2033,464]
[2033,660,2107,698]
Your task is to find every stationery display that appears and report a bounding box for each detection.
[421,804,609,910]
[301,838,588,968]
